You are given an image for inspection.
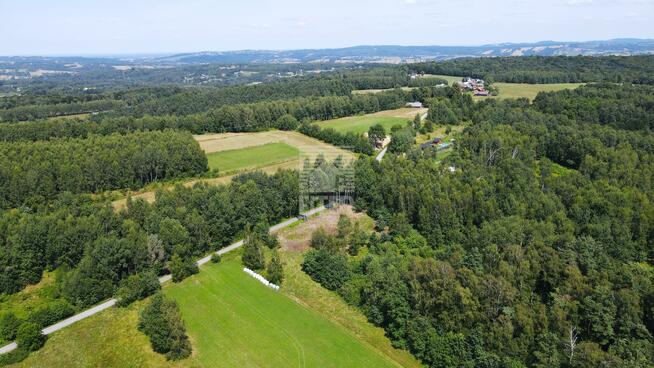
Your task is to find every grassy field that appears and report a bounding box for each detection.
[11,252,419,368]
[206,142,299,173]
[317,116,408,134]
[422,74,462,85]
[316,108,425,135]
[167,256,408,368]
[476,82,583,101]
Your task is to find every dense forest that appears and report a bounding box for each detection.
[0,170,298,301]
[412,55,654,84]
[0,130,207,208]
[296,83,654,367]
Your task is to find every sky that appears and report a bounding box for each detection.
[1,0,653,56]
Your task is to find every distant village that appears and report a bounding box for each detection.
[457,77,490,96]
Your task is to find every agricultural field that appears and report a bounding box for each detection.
[476,82,583,101]
[315,108,425,134]
[112,131,354,210]
[206,142,299,173]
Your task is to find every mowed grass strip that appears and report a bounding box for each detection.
[316,115,409,135]
[166,255,403,368]
[206,142,299,173]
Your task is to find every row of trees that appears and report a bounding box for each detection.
[0,90,410,142]
[0,99,125,123]
[0,130,208,208]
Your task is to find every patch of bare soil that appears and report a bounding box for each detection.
[278,205,365,252]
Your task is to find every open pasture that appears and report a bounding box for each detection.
[476,82,583,101]
[315,108,425,135]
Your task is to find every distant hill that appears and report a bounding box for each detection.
[158,39,654,64]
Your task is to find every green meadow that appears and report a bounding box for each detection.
[316,115,409,135]
[206,142,299,173]
[477,82,584,101]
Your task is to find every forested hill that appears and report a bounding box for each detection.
[159,39,654,64]
[412,55,654,84]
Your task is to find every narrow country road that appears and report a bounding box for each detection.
[0,205,326,355]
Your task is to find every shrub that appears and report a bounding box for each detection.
[275,114,299,131]
[211,253,222,264]
[301,248,351,290]
[242,234,265,270]
[0,347,30,365]
[26,300,76,329]
[0,312,20,341]
[115,271,161,307]
[310,227,330,249]
[15,322,46,351]
[138,294,192,360]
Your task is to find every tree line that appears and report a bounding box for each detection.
[0,89,412,142]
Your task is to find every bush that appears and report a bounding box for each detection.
[301,248,351,290]
[310,227,330,249]
[0,312,20,341]
[26,300,76,329]
[0,347,30,366]
[115,271,161,307]
[211,253,222,264]
[170,254,199,283]
[138,294,192,360]
[242,233,265,270]
[275,114,300,131]
[15,322,46,351]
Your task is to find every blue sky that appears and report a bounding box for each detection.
[2,0,653,55]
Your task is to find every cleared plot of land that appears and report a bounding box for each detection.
[475,82,583,101]
[316,108,425,134]
[206,142,299,173]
